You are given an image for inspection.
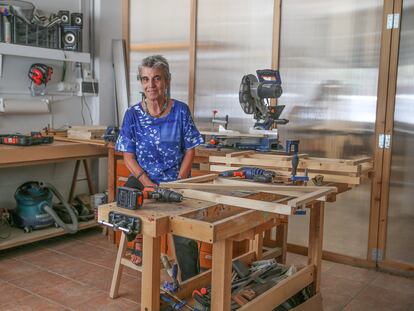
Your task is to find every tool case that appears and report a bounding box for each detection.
[0,132,54,146]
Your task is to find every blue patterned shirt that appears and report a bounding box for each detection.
[115,100,204,184]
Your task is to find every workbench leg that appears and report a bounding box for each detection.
[110,231,128,298]
[275,223,288,264]
[308,202,325,294]
[141,234,161,311]
[68,160,81,202]
[211,239,233,311]
[108,147,116,202]
[82,159,95,194]
[249,232,263,260]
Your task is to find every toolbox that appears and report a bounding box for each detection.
[0,132,54,146]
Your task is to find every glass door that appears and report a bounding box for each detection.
[383,0,414,267]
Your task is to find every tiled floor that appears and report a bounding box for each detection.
[0,228,413,311]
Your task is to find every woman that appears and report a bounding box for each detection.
[115,55,203,280]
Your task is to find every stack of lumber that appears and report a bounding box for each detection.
[67,126,106,140]
[208,151,373,185]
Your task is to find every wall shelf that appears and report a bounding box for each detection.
[0,43,90,63]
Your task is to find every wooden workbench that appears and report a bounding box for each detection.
[0,140,107,250]
[98,179,334,311]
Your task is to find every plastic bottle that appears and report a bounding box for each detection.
[3,9,11,43]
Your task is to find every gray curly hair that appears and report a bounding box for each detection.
[137,55,171,82]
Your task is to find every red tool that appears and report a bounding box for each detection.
[116,186,183,210]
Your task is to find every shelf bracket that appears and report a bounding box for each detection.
[0,54,3,77]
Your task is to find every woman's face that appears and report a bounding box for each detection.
[140,67,169,102]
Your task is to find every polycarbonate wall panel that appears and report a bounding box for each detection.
[279,0,382,258]
[129,0,190,105]
[386,0,414,264]
[194,0,274,130]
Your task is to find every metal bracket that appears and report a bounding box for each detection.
[378,134,391,149]
[387,13,400,29]
[0,54,3,77]
[372,248,383,262]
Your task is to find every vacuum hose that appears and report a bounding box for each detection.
[41,182,78,234]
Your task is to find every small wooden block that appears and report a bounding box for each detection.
[240,289,256,300]
[232,294,249,306]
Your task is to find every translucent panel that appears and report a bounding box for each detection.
[280,0,383,258]
[130,0,190,43]
[129,51,190,105]
[129,0,190,105]
[194,0,274,130]
[386,0,414,264]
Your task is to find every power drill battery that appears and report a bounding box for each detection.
[116,187,143,210]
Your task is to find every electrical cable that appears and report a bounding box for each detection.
[0,214,11,240]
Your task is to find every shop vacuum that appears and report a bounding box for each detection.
[12,181,78,233]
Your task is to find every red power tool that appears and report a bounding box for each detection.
[219,167,275,183]
[116,186,183,210]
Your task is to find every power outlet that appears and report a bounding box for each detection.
[83,69,92,80]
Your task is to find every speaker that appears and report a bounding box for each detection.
[58,10,70,25]
[71,13,83,28]
[61,26,82,52]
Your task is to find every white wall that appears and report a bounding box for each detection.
[0,0,121,208]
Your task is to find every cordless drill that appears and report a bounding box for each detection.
[116,186,183,210]
[219,167,275,183]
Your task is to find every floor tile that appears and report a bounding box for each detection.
[0,294,67,311]
[72,292,140,311]
[370,272,414,296]
[35,280,102,309]
[343,285,414,311]
[0,281,32,305]
[324,262,378,284]
[0,259,42,281]
[9,270,69,292]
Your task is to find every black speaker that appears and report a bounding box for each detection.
[61,26,82,52]
[71,13,83,28]
[58,10,70,25]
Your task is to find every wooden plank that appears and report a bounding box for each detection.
[211,239,233,311]
[275,222,288,264]
[141,234,161,311]
[0,220,97,251]
[176,189,293,215]
[209,165,362,184]
[213,211,281,242]
[287,243,376,269]
[367,0,394,263]
[209,155,361,174]
[291,293,322,311]
[120,258,142,272]
[249,233,264,260]
[168,173,218,184]
[174,251,257,300]
[226,150,256,158]
[169,216,214,243]
[238,265,315,311]
[188,0,197,115]
[286,188,334,208]
[377,0,402,266]
[164,180,331,193]
[307,202,324,293]
[0,141,107,168]
[110,232,128,298]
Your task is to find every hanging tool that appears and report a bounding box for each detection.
[161,255,180,292]
[285,140,309,184]
[116,186,183,210]
[160,288,194,311]
[160,294,188,310]
[192,288,210,311]
[219,167,275,183]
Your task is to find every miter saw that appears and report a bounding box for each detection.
[205,69,288,151]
